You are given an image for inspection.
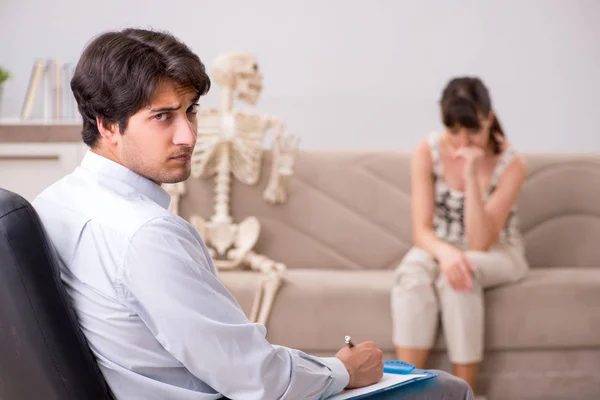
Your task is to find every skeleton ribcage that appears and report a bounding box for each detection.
[191,110,269,185]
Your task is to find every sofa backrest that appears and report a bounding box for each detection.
[179,151,600,270]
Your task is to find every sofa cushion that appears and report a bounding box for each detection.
[218,268,600,353]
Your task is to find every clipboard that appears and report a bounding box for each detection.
[327,361,438,400]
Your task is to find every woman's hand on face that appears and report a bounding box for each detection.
[437,246,476,291]
[453,146,485,179]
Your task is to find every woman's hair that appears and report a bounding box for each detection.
[440,76,504,154]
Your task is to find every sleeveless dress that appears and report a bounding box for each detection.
[426,131,524,248]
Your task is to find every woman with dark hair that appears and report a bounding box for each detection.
[390,76,530,395]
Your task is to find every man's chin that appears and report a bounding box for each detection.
[158,168,191,185]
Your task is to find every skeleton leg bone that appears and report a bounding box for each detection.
[255,268,285,326]
[248,278,263,323]
[244,251,286,325]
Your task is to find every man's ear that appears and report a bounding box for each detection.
[96,117,120,145]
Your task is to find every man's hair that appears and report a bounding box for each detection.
[71,28,211,147]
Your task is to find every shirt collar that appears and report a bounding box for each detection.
[79,150,172,210]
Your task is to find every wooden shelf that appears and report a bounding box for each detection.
[0,120,82,143]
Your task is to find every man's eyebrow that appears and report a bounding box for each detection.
[149,96,201,113]
[149,104,181,113]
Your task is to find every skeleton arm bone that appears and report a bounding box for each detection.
[263,122,299,204]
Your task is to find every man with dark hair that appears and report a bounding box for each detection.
[32,28,474,399]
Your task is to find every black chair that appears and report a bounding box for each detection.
[0,188,113,399]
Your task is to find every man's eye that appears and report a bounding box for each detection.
[154,113,169,121]
[187,103,199,114]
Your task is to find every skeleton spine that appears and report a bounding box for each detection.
[213,144,231,223]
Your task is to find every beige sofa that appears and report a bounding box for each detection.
[178,150,600,400]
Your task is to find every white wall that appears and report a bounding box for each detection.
[1,0,599,151]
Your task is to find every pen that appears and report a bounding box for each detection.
[344,335,354,348]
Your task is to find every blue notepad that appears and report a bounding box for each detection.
[328,361,438,400]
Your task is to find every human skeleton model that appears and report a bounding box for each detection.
[163,51,299,326]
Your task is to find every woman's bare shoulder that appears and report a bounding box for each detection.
[411,137,434,172]
[498,137,526,171]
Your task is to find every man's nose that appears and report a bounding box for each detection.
[173,119,197,146]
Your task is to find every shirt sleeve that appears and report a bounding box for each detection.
[117,216,349,400]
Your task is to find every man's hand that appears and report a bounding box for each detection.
[335,341,384,389]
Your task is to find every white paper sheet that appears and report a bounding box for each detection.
[328,373,428,400]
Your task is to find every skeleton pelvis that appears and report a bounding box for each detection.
[190,214,261,265]
[207,220,238,256]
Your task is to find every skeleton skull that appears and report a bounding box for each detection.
[211,51,263,105]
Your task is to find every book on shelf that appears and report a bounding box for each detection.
[21,59,80,121]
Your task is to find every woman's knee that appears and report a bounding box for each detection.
[393,248,438,290]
